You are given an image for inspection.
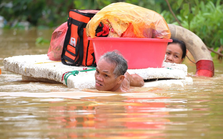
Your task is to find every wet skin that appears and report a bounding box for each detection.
[165,43,184,64]
[95,59,124,92]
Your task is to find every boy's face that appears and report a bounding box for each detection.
[95,58,121,91]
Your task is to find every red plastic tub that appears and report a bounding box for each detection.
[89,37,172,69]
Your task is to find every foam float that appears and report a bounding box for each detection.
[3,54,193,89]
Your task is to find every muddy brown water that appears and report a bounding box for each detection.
[0,29,223,138]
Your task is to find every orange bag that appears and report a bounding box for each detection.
[86,2,171,39]
[47,22,68,61]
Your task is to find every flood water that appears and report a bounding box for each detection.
[0,29,223,139]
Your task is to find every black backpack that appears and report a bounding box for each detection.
[61,9,99,66]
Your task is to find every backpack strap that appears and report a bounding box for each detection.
[91,52,96,67]
[76,22,87,66]
[61,19,73,66]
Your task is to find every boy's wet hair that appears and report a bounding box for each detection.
[99,51,128,77]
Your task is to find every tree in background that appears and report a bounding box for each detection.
[164,0,223,50]
[0,0,74,28]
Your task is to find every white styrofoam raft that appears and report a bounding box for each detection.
[3,54,192,89]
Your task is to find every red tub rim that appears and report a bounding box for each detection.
[88,37,172,42]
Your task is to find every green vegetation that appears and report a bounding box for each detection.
[0,0,73,28]
[166,0,223,49]
[0,0,222,49]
